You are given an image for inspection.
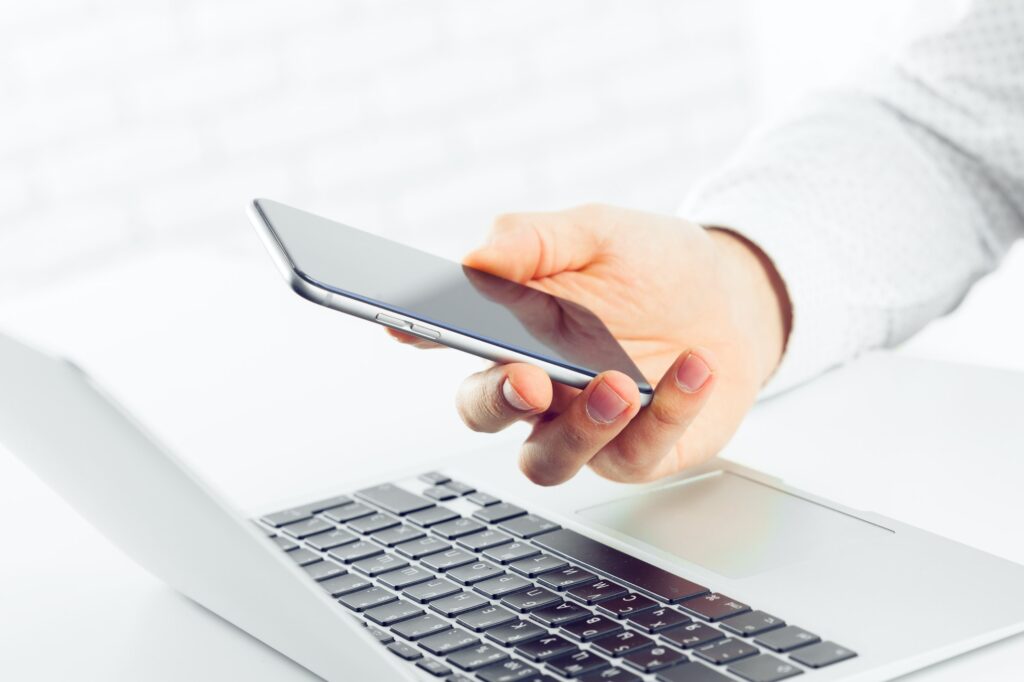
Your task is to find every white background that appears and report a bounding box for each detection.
[1,0,1019,368]
[1,1,1022,679]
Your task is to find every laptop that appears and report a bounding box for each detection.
[2,332,1023,682]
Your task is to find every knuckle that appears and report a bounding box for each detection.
[570,202,609,217]
[648,398,685,430]
[558,420,591,452]
[518,454,561,487]
[491,212,522,235]
[588,455,657,484]
[455,375,508,433]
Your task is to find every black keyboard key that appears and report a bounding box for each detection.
[419,628,480,656]
[458,529,514,553]
[475,573,532,599]
[467,492,501,506]
[727,654,803,681]
[788,641,856,668]
[498,514,562,539]
[591,630,655,657]
[473,502,527,524]
[655,661,732,681]
[622,645,687,673]
[753,626,819,653]
[661,623,725,649]
[392,613,452,640]
[408,505,460,528]
[516,634,578,661]
[287,547,321,566]
[304,494,354,514]
[721,611,786,638]
[447,643,508,671]
[365,599,424,626]
[533,530,708,604]
[679,594,749,622]
[404,577,462,603]
[372,524,425,547]
[531,601,591,627]
[483,542,540,565]
[272,535,299,551]
[580,667,642,681]
[356,483,435,515]
[486,619,547,647]
[421,548,476,572]
[444,480,476,496]
[338,586,397,611]
[261,507,312,527]
[627,607,690,633]
[302,559,346,582]
[457,605,518,632]
[448,560,504,585]
[323,502,376,523]
[364,622,394,644]
[546,650,610,678]
[378,565,433,590]
[305,528,357,551]
[320,572,370,596]
[599,593,658,619]
[396,536,451,559]
[425,484,459,501]
[510,554,568,577]
[352,553,409,576]
[434,517,487,540]
[501,586,562,613]
[282,517,334,539]
[419,471,451,485]
[568,579,628,605]
[328,540,384,564]
[416,658,453,677]
[430,591,490,617]
[476,658,543,682]
[386,640,422,661]
[348,512,400,535]
[562,615,623,642]
[538,566,598,591]
[693,638,758,665]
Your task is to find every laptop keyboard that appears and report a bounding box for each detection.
[257,473,857,681]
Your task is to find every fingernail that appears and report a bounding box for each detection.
[502,378,533,412]
[676,352,711,393]
[586,380,629,424]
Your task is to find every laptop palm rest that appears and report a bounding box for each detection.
[576,470,892,579]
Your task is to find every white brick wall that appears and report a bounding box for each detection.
[0,0,756,296]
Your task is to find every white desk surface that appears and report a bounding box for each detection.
[1,236,1021,680]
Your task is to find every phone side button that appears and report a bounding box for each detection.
[409,325,440,340]
[376,313,411,330]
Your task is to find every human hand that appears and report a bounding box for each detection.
[390,204,790,485]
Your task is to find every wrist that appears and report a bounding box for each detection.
[707,227,792,385]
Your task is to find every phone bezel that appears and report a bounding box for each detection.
[248,199,654,404]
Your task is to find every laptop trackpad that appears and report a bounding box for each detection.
[576,470,891,579]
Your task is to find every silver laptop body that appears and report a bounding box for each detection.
[2,332,1023,681]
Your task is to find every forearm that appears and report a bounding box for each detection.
[684,0,1024,394]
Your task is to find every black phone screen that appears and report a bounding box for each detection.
[255,199,651,394]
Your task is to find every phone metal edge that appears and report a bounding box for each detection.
[247,200,654,406]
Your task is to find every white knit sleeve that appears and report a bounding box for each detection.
[683,0,1024,395]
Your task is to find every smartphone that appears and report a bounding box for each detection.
[248,199,654,405]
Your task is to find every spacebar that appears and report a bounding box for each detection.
[532,528,708,603]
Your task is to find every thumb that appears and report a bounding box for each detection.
[463,207,608,283]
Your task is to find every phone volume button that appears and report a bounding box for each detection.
[375,313,411,330]
[409,325,440,340]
